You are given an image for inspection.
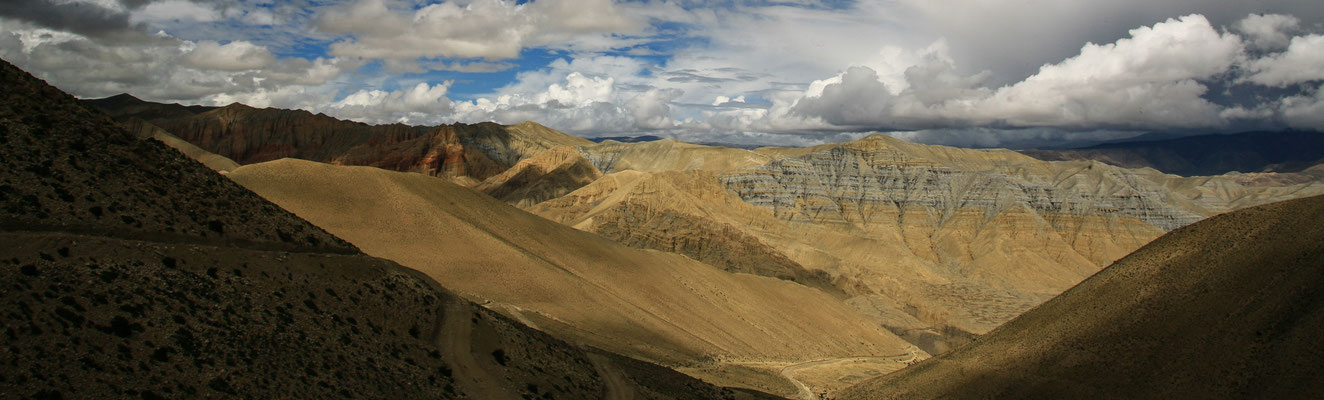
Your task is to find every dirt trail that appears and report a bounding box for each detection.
[438,302,517,399]
[586,353,637,400]
[735,347,923,400]
[487,301,541,330]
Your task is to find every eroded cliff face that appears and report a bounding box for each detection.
[87,100,590,185]
[722,136,1202,233]
[704,136,1225,339]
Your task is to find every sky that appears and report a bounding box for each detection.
[1,0,1322,148]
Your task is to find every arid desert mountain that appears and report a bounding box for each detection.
[474,145,605,208]
[94,94,1324,364]
[0,58,784,399]
[1020,130,1324,176]
[84,95,592,186]
[226,157,923,397]
[530,132,1324,356]
[837,193,1324,400]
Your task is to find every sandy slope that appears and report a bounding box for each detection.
[837,194,1324,399]
[228,159,920,387]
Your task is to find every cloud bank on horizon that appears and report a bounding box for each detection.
[2,0,1322,147]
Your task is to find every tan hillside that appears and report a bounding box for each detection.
[0,58,780,399]
[475,145,603,208]
[838,194,1324,399]
[227,158,922,397]
[529,170,844,296]
[538,133,1324,360]
[505,120,595,147]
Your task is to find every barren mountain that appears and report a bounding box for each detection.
[227,158,922,397]
[84,96,591,185]
[475,145,604,208]
[0,59,781,399]
[837,193,1324,399]
[1019,130,1324,176]
[530,133,1324,359]
[80,94,1324,396]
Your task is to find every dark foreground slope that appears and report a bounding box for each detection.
[0,59,778,399]
[1020,130,1324,176]
[838,193,1324,399]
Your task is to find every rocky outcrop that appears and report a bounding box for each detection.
[722,136,1203,232]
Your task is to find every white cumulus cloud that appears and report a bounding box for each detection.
[1243,34,1324,87]
[317,0,641,64]
[1236,13,1300,50]
[975,14,1242,129]
[182,40,275,71]
[324,81,455,124]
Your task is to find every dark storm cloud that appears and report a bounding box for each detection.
[0,0,145,41]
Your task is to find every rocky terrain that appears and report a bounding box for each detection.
[79,91,1324,397]
[1020,130,1324,176]
[837,193,1324,399]
[85,97,591,186]
[1,58,783,399]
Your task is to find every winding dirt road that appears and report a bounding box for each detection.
[738,347,923,400]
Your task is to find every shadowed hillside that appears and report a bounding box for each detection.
[837,193,1324,399]
[475,145,605,208]
[0,58,782,399]
[1020,130,1324,176]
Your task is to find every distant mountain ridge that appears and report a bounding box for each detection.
[589,134,664,143]
[1020,130,1324,176]
[81,96,591,186]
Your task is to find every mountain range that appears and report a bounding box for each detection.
[4,54,1322,399]
[77,90,1324,397]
